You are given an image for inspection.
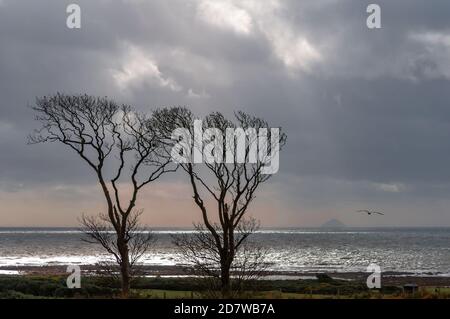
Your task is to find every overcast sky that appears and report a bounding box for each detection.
[1,0,450,227]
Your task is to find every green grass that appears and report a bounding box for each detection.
[422,287,450,294]
[0,275,448,299]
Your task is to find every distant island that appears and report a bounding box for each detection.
[321,219,346,228]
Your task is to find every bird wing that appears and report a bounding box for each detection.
[373,211,385,215]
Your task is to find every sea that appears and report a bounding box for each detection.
[0,227,449,276]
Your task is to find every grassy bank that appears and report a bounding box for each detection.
[0,275,449,299]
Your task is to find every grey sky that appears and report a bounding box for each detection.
[1,0,450,227]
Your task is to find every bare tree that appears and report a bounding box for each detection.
[173,218,269,298]
[80,210,155,281]
[29,94,176,297]
[154,108,287,297]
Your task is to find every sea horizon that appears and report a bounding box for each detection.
[1,227,449,276]
[1,226,450,230]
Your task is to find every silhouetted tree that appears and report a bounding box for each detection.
[80,209,155,283]
[29,94,176,297]
[173,218,268,298]
[154,108,287,297]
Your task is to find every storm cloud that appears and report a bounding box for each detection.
[1,0,450,226]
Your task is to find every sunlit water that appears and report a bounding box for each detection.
[0,228,449,275]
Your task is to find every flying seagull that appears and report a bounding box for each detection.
[357,210,385,216]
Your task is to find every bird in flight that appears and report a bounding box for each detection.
[357,209,384,216]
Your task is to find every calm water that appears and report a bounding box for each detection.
[0,227,449,275]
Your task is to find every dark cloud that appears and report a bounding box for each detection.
[1,0,450,226]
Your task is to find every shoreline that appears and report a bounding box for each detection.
[1,265,450,287]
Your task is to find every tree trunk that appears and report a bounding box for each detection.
[118,239,131,298]
[221,262,231,298]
